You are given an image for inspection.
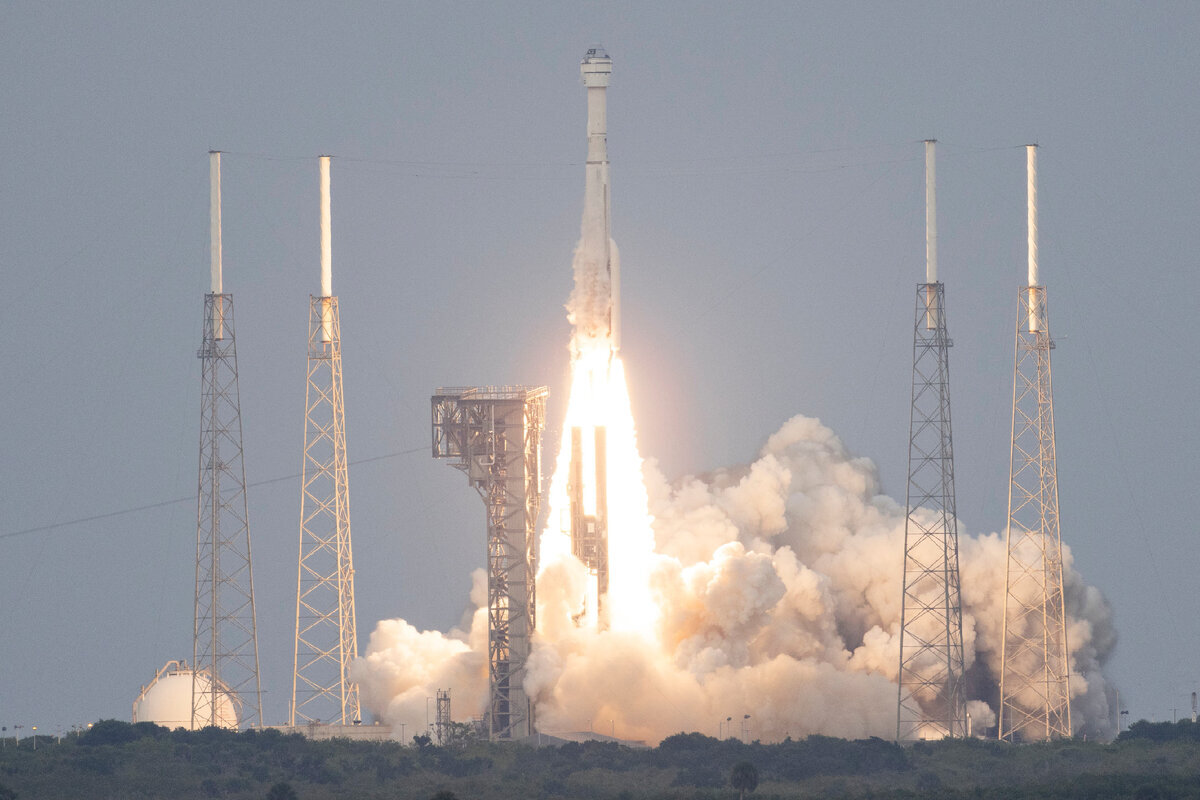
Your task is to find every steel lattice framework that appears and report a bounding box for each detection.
[432,386,548,740]
[193,293,263,729]
[291,296,361,726]
[998,285,1071,741]
[435,689,451,744]
[897,282,966,740]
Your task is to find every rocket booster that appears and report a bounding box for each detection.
[581,46,618,352]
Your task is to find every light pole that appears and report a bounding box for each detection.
[399,722,406,743]
[741,715,751,743]
[32,726,37,750]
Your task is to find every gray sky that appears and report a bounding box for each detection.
[3,1,1198,733]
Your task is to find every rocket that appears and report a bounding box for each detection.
[581,46,618,352]
[568,48,616,627]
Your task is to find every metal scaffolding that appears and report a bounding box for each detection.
[291,295,361,727]
[897,282,966,740]
[432,386,548,740]
[193,292,263,729]
[999,285,1071,741]
[435,689,451,744]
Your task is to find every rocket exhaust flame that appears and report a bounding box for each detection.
[569,426,609,621]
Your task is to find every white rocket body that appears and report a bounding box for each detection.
[581,47,618,352]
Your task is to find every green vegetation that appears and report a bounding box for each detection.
[2,719,1200,798]
[730,761,758,800]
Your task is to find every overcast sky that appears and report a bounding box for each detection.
[3,1,1199,734]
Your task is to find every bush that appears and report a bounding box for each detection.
[78,720,148,746]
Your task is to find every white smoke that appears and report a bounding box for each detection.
[350,569,490,739]
[354,414,1117,743]
[565,234,618,356]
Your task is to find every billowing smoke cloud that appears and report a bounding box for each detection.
[351,569,490,736]
[354,414,1116,743]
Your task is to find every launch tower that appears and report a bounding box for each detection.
[999,145,1072,741]
[432,386,548,740]
[193,151,264,729]
[897,141,967,740]
[291,156,362,727]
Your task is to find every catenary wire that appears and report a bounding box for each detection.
[0,446,428,542]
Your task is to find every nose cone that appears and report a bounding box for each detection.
[581,45,612,86]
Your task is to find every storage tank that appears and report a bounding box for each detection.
[133,660,238,730]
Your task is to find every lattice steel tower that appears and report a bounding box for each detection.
[291,156,361,727]
[999,145,1071,741]
[432,386,548,740]
[193,151,264,729]
[897,141,966,741]
[435,689,452,744]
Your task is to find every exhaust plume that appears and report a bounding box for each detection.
[354,414,1116,742]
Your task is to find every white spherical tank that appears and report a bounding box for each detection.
[133,660,238,730]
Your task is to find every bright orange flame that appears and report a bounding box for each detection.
[540,339,658,636]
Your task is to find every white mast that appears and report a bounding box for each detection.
[924,139,938,329]
[319,155,333,342]
[209,151,224,339]
[925,139,938,284]
[1027,144,1040,332]
[210,151,222,294]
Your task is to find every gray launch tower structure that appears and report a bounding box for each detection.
[999,145,1072,741]
[432,386,548,740]
[193,151,264,729]
[291,156,362,728]
[897,141,967,740]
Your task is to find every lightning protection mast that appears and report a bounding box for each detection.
[897,140,967,741]
[432,386,548,740]
[193,151,264,729]
[998,145,1072,742]
[291,156,362,727]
